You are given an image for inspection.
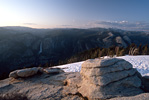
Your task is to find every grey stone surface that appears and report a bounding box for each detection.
[81,60,132,76]
[0,72,83,100]
[83,68,137,86]
[79,75,143,100]
[82,58,124,68]
[17,67,39,78]
[79,58,144,100]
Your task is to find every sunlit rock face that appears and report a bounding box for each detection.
[79,58,144,100]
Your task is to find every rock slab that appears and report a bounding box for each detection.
[9,67,40,78]
[9,67,64,78]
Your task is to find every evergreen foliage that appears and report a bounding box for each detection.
[65,43,149,64]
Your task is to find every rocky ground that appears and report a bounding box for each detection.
[0,72,83,100]
[0,58,149,100]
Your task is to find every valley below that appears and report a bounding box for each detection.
[0,27,149,79]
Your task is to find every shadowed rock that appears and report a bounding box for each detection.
[142,76,149,92]
[43,68,64,74]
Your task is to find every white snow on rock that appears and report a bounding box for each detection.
[53,55,149,76]
[118,55,149,76]
[53,61,84,72]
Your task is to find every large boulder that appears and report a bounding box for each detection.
[78,58,144,100]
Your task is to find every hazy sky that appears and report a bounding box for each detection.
[0,0,149,30]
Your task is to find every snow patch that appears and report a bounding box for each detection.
[53,55,149,76]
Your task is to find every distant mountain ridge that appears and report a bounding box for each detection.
[0,26,149,79]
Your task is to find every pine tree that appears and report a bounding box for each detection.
[109,50,114,57]
[142,45,148,55]
[115,46,119,56]
[137,44,142,55]
[119,49,125,56]
[101,48,107,57]
[98,49,101,58]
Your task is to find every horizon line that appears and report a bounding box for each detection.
[0,25,149,32]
